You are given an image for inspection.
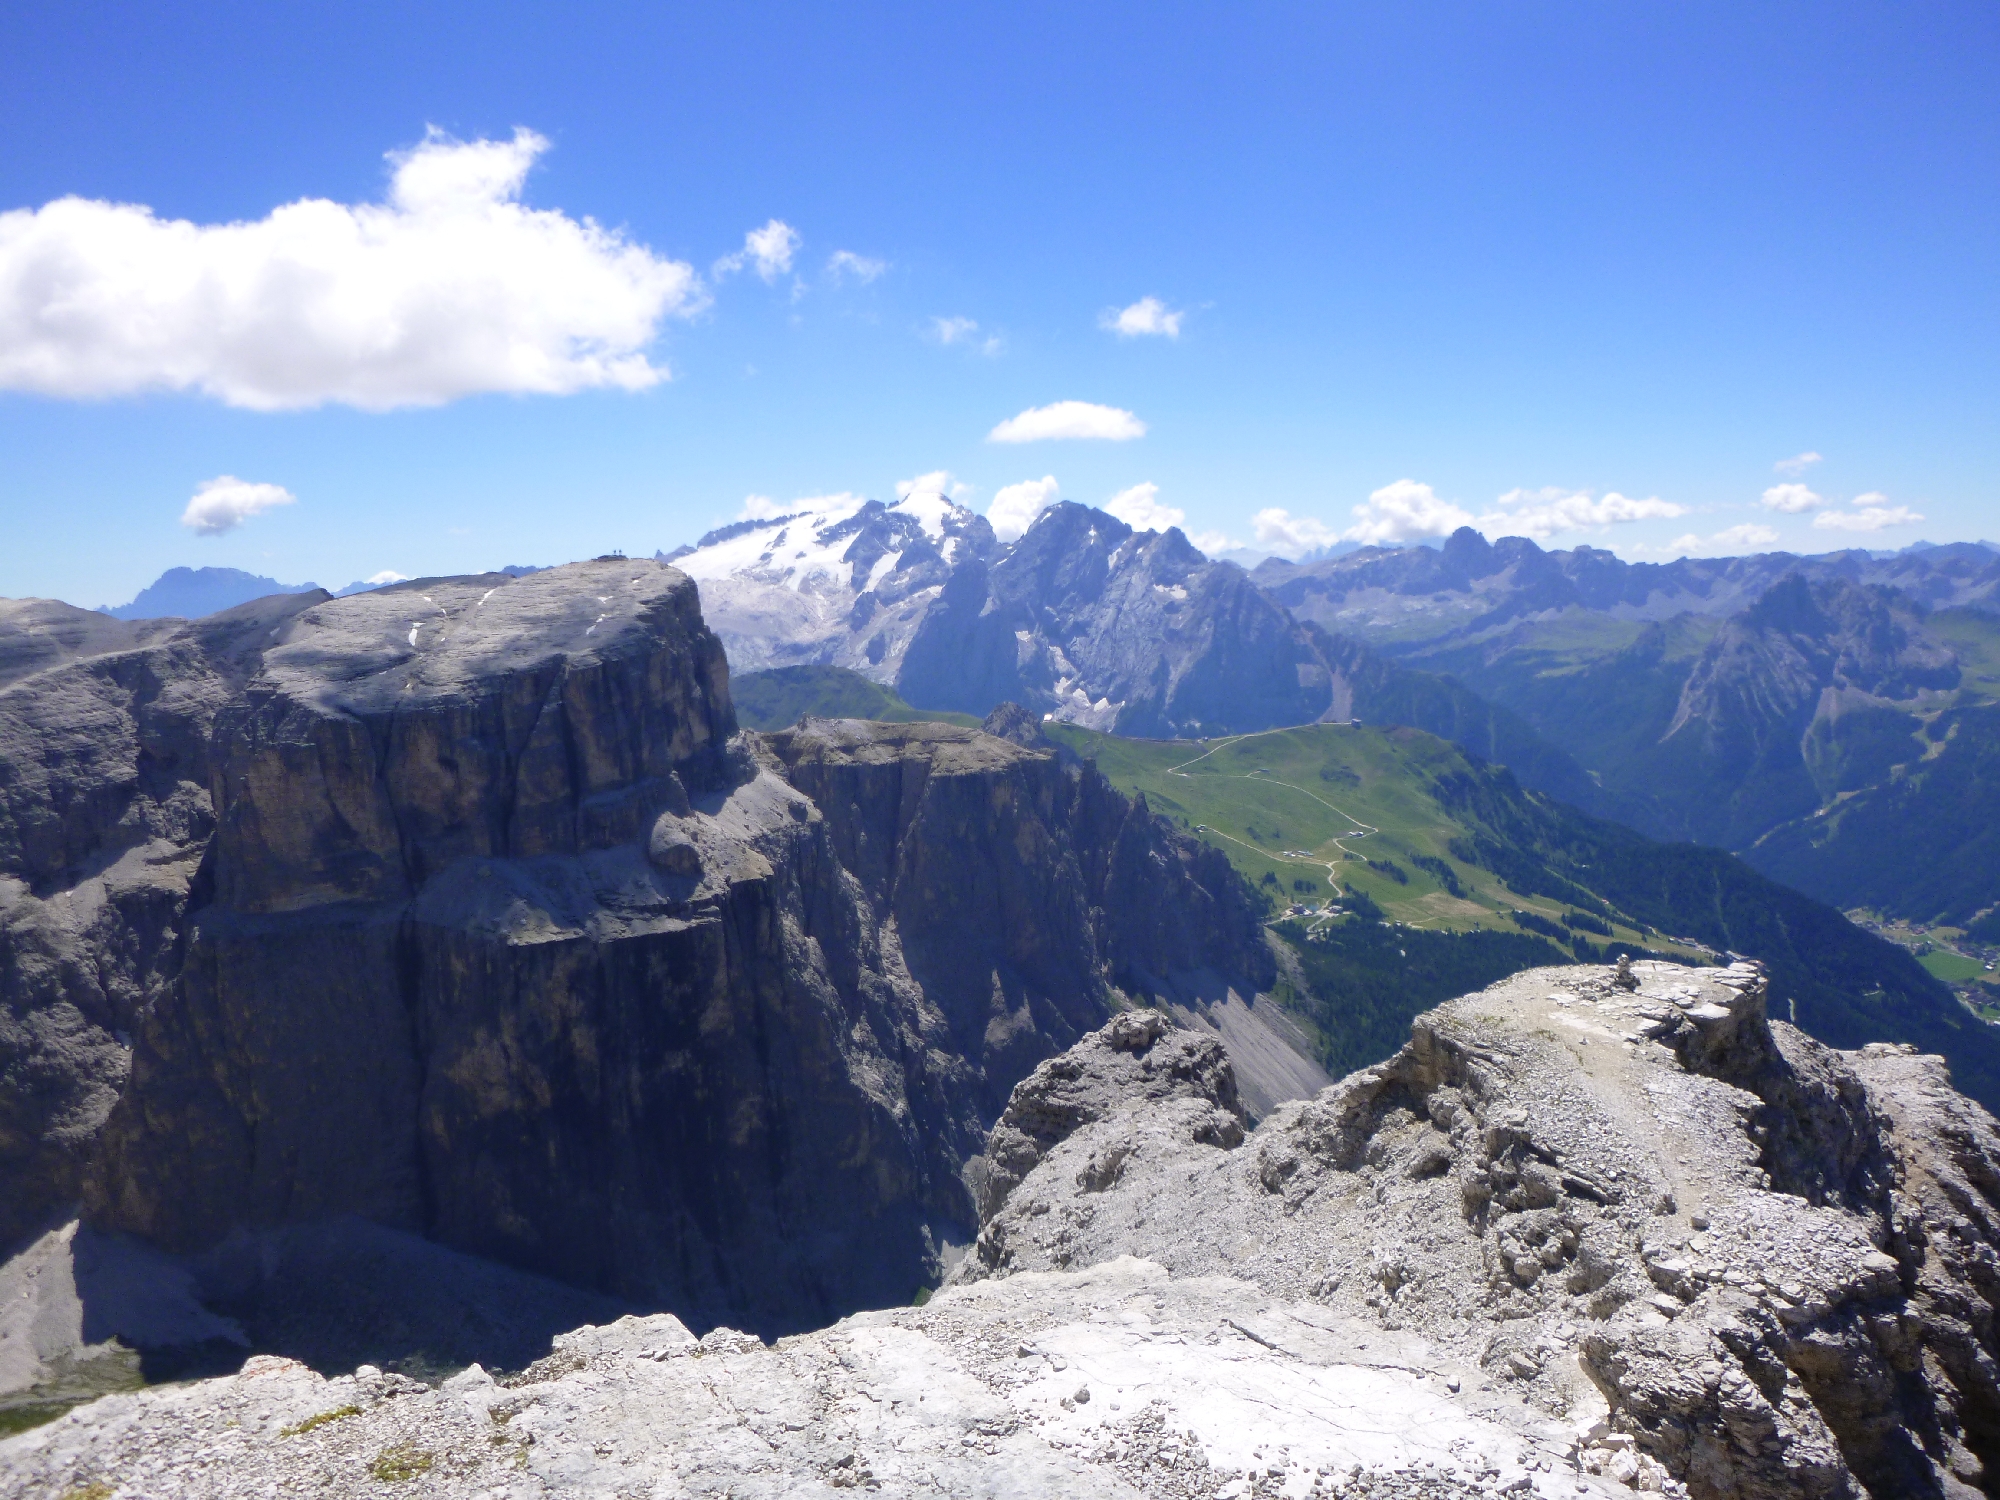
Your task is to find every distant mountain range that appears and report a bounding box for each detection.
[97,563,548,619]
[1267,529,2000,934]
[679,502,2000,936]
[62,512,2000,944]
[101,566,322,620]
[665,494,1599,803]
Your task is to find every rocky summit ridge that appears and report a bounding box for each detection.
[10,959,2000,1498]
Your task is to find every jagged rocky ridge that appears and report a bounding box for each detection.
[13,961,1999,1498]
[1,560,1271,1336]
[959,962,2000,1498]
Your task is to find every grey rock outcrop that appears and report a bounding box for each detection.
[956,962,2000,1498]
[2,559,1273,1340]
[0,1257,1632,1498]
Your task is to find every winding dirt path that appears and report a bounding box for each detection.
[1165,730,1385,927]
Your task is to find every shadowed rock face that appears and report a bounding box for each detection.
[0,590,328,1249]
[1,560,1271,1338]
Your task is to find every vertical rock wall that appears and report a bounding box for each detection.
[40,563,1271,1335]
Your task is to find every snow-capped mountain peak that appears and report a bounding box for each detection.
[659,491,997,676]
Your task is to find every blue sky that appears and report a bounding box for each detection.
[2,1,1996,606]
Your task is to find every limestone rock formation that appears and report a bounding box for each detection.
[957,962,2000,1498]
[2,559,1272,1345]
[0,1257,1633,1498]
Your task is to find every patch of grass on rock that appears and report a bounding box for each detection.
[370,1442,435,1482]
[281,1404,360,1437]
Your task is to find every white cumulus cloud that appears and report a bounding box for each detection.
[987,401,1146,444]
[366,569,409,585]
[895,469,971,501]
[1814,495,1924,532]
[1774,451,1823,476]
[714,219,800,282]
[1259,481,1688,553]
[1100,297,1184,338]
[1103,482,1184,533]
[1252,508,1343,559]
[180,475,296,534]
[1761,482,1825,514]
[1341,480,1478,545]
[0,128,703,411]
[988,476,1060,541]
[827,250,886,284]
[1483,486,1686,540]
[1652,524,1783,558]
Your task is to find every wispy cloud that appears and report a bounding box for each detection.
[1773,451,1823,476]
[988,476,1060,541]
[736,491,863,522]
[1814,494,1924,532]
[1340,480,1477,545]
[1647,523,1783,558]
[1100,297,1184,338]
[987,400,1146,443]
[926,315,1002,355]
[1250,480,1686,554]
[180,475,296,534]
[1252,508,1343,559]
[826,249,886,284]
[714,219,800,282]
[1485,486,1687,540]
[895,469,971,501]
[0,129,702,410]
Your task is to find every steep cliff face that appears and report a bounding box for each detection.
[0,561,1275,1336]
[0,591,326,1250]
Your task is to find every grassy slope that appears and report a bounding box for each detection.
[732,665,983,731]
[1051,719,2000,1113]
[1928,609,2000,704]
[1046,720,1673,952]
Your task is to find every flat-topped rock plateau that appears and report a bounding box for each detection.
[8,959,2000,1498]
[2,561,1272,1377]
